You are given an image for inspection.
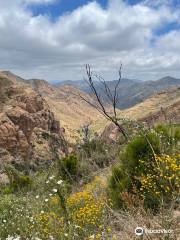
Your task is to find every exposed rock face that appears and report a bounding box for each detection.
[0,73,66,170]
[26,79,103,141]
[101,123,120,144]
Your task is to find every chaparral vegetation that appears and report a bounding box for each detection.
[0,121,179,240]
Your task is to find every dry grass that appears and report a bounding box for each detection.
[92,88,180,134]
[110,206,179,239]
[121,88,180,120]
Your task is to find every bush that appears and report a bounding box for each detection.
[140,154,179,209]
[109,166,131,208]
[109,127,179,211]
[81,139,105,157]
[78,138,118,170]
[58,155,78,181]
[121,132,160,174]
[155,124,180,153]
[4,165,32,192]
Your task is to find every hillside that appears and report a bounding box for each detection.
[1,71,179,141]
[122,87,180,120]
[0,72,66,169]
[100,87,180,142]
[27,79,103,140]
[0,72,179,240]
[0,71,104,140]
[0,71,28,85]
[56,76,180,109]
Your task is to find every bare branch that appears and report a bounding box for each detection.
[79,64,128,140]
[93,73,114,104]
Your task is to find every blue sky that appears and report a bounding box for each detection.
[28,0,180,39]
[29,0,108,19]
[0,0,179,81]
[28,0,180,21]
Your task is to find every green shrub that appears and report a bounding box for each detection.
[120,132,160,176]
[4,165,32,191]
[108,127,179,211]
[78,138,117,169]
[81,139,105,157]
[174,127,180,142]
[155,124,180,153]
[58,155,78,181]
[109,165,131,208]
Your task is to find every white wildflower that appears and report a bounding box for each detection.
[6,236,21,240]
[49,175,55,180]
[45,198,49,202]
[75,225,81,229]
[53,188,57,193]
[57,180,63,185]
[89,234,95,239]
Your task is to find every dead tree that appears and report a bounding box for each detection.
[78,64,128,140]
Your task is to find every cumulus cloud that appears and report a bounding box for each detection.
[0,0,179,81]
[156,30,180,52]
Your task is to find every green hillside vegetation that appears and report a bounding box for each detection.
[0,72,179,239]
[0,122,179,239]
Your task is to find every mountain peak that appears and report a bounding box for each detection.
[0,71,26,84]
[27,78,55,96]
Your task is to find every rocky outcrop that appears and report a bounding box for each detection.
[101,123,121,144]
[0,73,67,170]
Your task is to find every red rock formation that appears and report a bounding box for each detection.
[0,74,66,169]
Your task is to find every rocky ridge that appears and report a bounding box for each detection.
[27,79,103,140]
[0,72,66,171]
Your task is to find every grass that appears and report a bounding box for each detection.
[0,123,179,239]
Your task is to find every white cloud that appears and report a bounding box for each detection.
[0,0,179,81]
[156,30,180,52]
[143,0,180,8]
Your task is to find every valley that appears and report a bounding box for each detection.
[0,71,179,240]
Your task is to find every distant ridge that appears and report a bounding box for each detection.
[1,70,179,110]
[0,71,26,84]
[1,71,179,139]
[100,87,180,143]
[55,76,180,109]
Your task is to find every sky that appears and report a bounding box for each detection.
[0,0,180,81]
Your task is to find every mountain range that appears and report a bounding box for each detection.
[55,76,180,109]
[0,71,179,141]
[0,69,179,170]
